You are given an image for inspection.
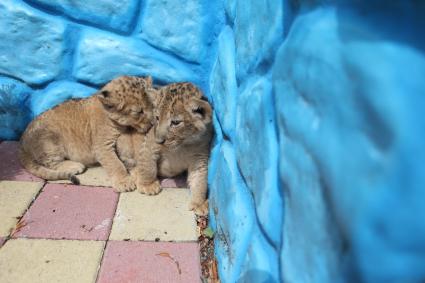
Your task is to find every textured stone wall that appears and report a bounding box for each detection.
[1,1,425,283]
[208,1,425,283]
[0,0,218,139]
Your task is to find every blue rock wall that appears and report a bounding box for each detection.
[2,1,425,283]
[0,0,219,139]
[208,1,425,283]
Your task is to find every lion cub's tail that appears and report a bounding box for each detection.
[18,148,75,181]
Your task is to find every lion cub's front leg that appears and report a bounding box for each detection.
[96,143,135,193]
[132,135,161,195]
[188,158,209,216]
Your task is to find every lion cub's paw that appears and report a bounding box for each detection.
[189,199,209,216]
[113,176,136,192]
[138,180,161,195]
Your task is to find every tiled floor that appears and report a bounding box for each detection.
[0,141,201,283]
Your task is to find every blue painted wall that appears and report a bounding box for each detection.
[208,1,425,283]
[0,0,220,139]
[1,1,425,283]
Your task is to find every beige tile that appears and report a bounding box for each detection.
[0,239,104,283]
[49,167,187,189]
[110,189,197,242]
[49,167,111,187]
[0,181,43,237]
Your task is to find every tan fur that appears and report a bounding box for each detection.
[116,82,213,215]
[19,76,156,192]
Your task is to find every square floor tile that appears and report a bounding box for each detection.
[13,184,118,240]
[97,241,201,283]
[0,181,43,237]
[0,141,43,182]
[50,166,187,188]
[0,239,104,283]
[110,189,197,241]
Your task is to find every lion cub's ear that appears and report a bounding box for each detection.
[146,88,161,107]
[97,89,110,104]
[137,76,153,88]
[145,76,153,87]
[189,98,212,122]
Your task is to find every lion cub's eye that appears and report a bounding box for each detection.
[171,120,182,126]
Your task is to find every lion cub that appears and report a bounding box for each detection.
[116,82,213,215]
[19,76,155,192]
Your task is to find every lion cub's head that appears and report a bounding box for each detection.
[97,76,156,133]
[153,82,212,148]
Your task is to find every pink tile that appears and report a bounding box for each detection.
[0,141,43,182]
[160,173,187,188]
[98,241,201,283]
[13,184,118,240]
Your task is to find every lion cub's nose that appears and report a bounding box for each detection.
[155,137,165,144]
[155,127,167,144]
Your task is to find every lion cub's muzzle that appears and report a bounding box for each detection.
[154,129,166,144]
[155,136,166,144]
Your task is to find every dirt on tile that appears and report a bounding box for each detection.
[196,215,220,283]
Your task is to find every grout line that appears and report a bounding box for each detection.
[106,191,121,241]
[3,180,47,245]
[8,237,200,243]
[8,237,106,243]
[94,240,108,283]
[94,190,121,283]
